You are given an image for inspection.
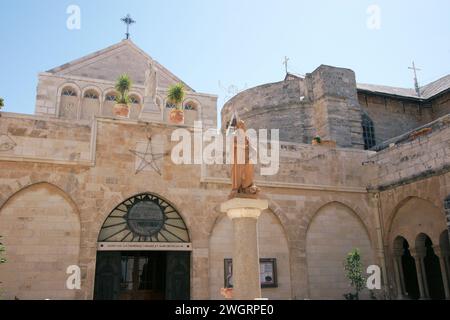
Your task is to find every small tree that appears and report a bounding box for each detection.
[115,74,132,105]
[0,97,4,109]
[343,248,365,300]
[167,83,185,110]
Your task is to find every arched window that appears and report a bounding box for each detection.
[84,90,99,100]
[184,100,198,111]
[362,114,376,150]
[105,92,117,102]
[98,193,189,243]
[61,87,77,97]
[129,95,141,104]
[165,102,175,109]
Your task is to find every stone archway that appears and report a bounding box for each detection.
[208,209,291,300]
[0,183,81,300]
[305,202,374,299]
[93,193,191,300]
[392,236,419,299]
[388,197,449,299]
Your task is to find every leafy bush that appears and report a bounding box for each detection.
[343,248,366,300]
[0,97,4,109]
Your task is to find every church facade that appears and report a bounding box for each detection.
[0,40,449,300]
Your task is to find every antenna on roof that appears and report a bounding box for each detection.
[408,61,422,97]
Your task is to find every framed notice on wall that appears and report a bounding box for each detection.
[224,258,277,288]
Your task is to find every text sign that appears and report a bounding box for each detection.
[97,242,192,251]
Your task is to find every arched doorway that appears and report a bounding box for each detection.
[94,193,191,300]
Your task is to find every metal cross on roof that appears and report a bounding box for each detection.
[408,61,422,97]
[121,14,136,40]
[283,56,290,75]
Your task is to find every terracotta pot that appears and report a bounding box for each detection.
[311,139,336,148]
[320,140,337,147]
[169,109,184,124]
[113,103,130,118]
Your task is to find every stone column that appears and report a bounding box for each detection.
[220,197,268,300]
[411,249,429,300]
[434,246,450,300]
[392,249,406,299]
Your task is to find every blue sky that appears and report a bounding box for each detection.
[1,0,449,115]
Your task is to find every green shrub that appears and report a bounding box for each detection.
[115,74,132,105]
[343,248,366,300]
[167,83,185,110]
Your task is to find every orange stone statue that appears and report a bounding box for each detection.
[229,120,259,199]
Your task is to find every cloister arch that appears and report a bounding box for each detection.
[388,197,449,299]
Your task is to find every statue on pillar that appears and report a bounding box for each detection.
[229,119,259,199]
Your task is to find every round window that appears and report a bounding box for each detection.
[126,200,165,237]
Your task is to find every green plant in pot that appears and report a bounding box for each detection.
[167,83,185,124]
[113,74,132,118]
[312,136,321,145]
[0,97,4,116]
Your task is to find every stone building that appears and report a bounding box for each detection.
[0,39,449,300]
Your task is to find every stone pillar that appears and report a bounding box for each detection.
[220,198,269,300]
[411,249,429,300]
[139,96,162,122]
[434,246,450,300]
[392,250,406,299]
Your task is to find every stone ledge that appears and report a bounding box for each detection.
[220,197,269,216]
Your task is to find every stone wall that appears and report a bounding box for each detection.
[431,91,450,119]
[221,78,314,144]
[367,115,450,190]
[202,142,372,191]
[0,113,381,300]
[0,113,93,165]
[0,183,80,300]
[310,65,364,149]
[306,202,374,299]
[358,93,434,145]
[221,65,364,149]
[34,73,218,128]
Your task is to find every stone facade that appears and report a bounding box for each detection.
[0,40,449,300]
[221,65,364,148]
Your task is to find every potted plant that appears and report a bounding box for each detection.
[312,136,321,145]
[0,97,4,117]
[167,83,185,124]
[113,74,132,118]
[311,135,336,147]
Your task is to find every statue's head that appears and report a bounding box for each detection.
[236,120,246,130]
